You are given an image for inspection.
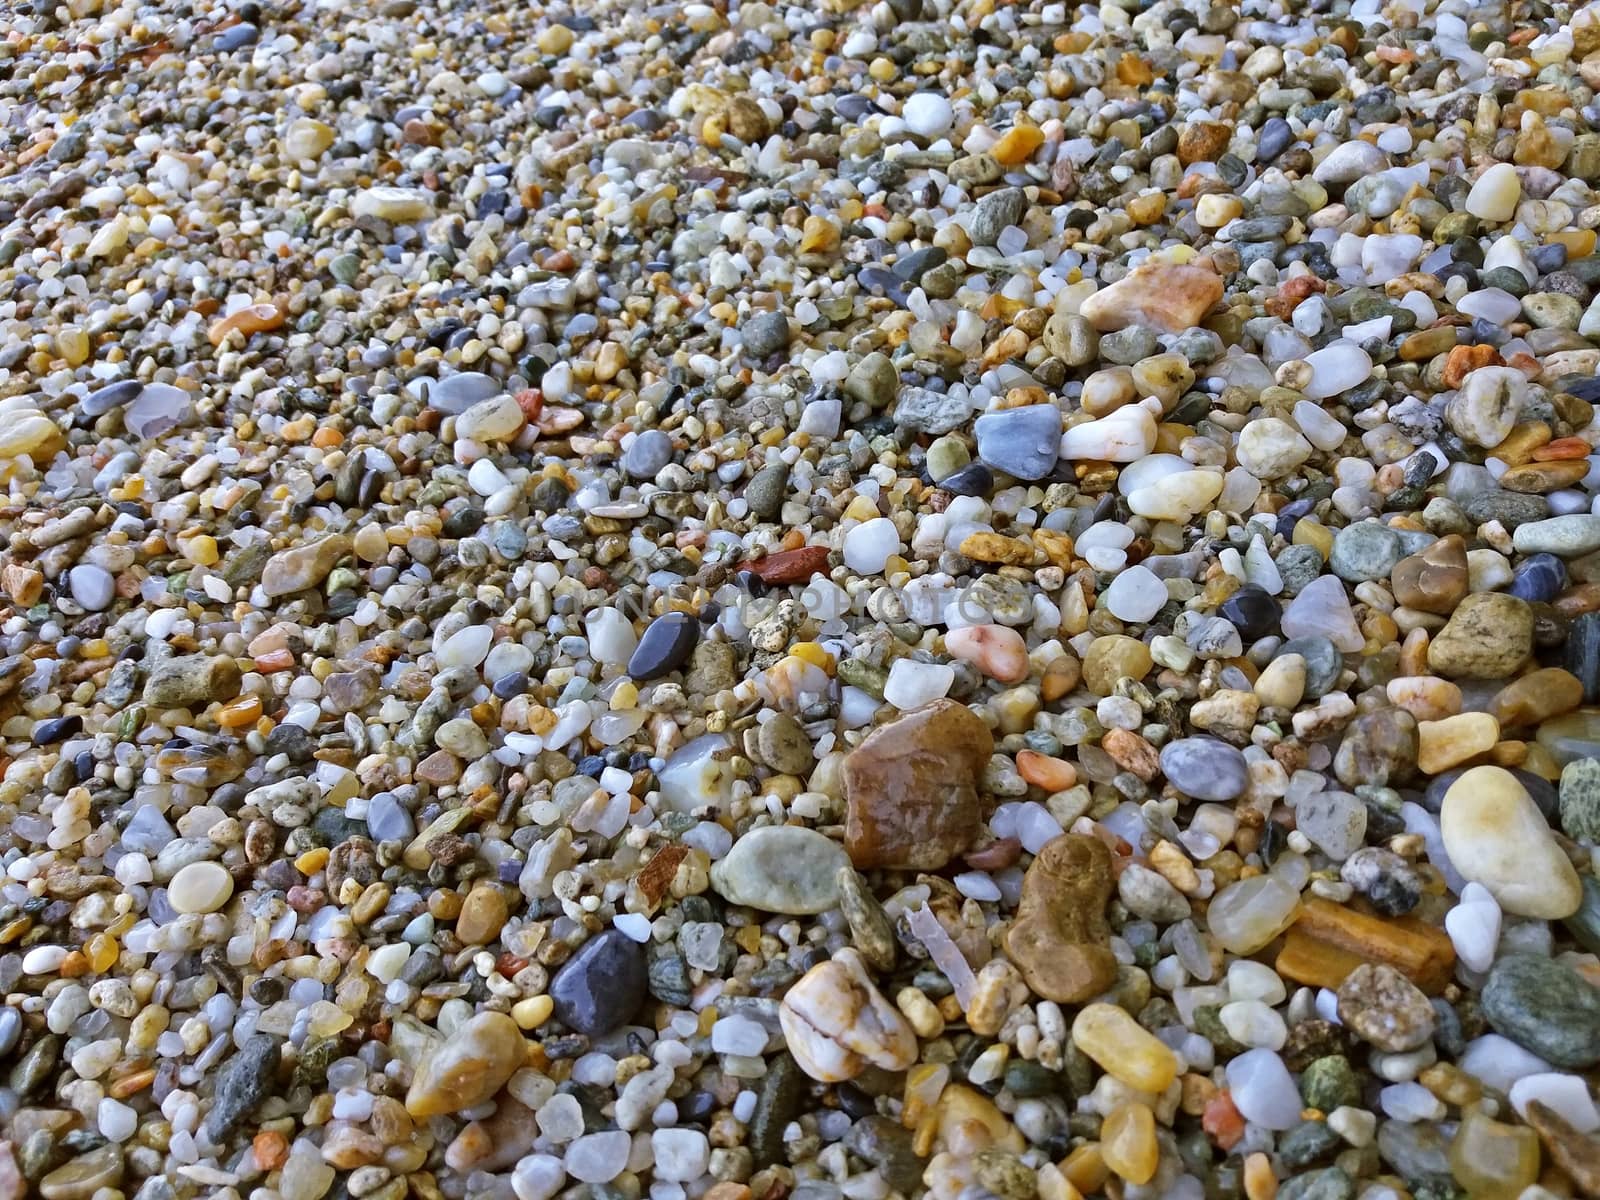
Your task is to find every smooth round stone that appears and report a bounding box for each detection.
[455,393,525,442]
[974,404,1062,481]
[550,929,649,1036]
[742,310,791,358]
[1281,576,1365,653]
[710,825,849,913]
[1219,585,1281,641]
[626,612,699,681]
[1482,954,1600,1069]
[843,517,901,574]
[1127,470,1224,522]
[1103,565,1167,623]
[623,429,674,479]
[1329,522,1404,582]
[1509,553,1566,603]
[1302,343,1374,401]
[903,92,954,137]
[1159,737,1249,801]
[1512,514,1600,557]
[1466,162,1522,222]
[1559,758,1600,843]
[167,861,234,914]
[81,379,142,417]
[1440,766,1581,919]
[39,1144,124,1200]
[745,463,790,518]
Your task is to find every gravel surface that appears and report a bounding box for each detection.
[3,0,1600,1198]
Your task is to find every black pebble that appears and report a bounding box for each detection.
[550,928,648,1036]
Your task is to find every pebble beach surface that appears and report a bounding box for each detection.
[6,0,1600,1197]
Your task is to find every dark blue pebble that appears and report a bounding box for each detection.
[1509,553,1566,603]
[627,611,700,681]
[492,672,528,700]
[34,715,82,745]
[1567,612,1600,703]
[939,462,994,497]
[550,928,648,1036]
[1218,585,1281,641]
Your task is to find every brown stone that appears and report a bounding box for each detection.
[843,699,994,870]
[1490,668,1585,728]
[1499,460,1592,493]
[455,883,509,945]
[1079,263,1225,334]
[1390,534,1468,615]
[1177,122,1232,164]
[724,96,771,143]
[1004,834,1118,1004]
[1426,592,1534,680]
[1275,898,1456,994]
[1526,1101,1600,1197]
[1441,344,1503,388]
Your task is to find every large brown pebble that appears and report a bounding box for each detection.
[1004,834,1118,1004]
[844,700,993,870]
[405,1012,526,1117]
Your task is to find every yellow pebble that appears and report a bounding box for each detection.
[183,535,219,566]
[536,24,573,53]
[1100,1103,1159,1185]
[1071,1003,1179,1093]
[87,932,119,973]
[788,641,835,672]
[295,847,331,876]
[610,681,639,710]
[991,124,1045,165]
[57,327,91,366]
[512,995,555,1029]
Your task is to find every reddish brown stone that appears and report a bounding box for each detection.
[747,545,830,585]
[843,699,994,870]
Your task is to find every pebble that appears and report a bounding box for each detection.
[844,699,993,869]
[709,825,849,914]
[1482,955,1600,1069]
[627,612,700,680]
[1004,834,1117,1003]
[1440,767,1582,919]
[549,929,649,1037]
[973,404,1061,480]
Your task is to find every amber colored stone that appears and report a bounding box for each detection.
[1041,654,1082,701]
[959,531,1035,566]
[1390,535,1469,615]
[1082,635,1154,694]
[1416,712,1501,774]
[1398,326,1458,361]
[1004,834,1118,1004]
[991,125,1046,165]
[747,545,829,585]
[1450,1110,1541,1200]
[405,1012,526,1117]
[1072,1004,1179,1093]
[1554,583,1600,617]
[1491,421,1553,465]
[207,302,286,347]
[1101,1103,1160,1185]
[1500,460,1592,493]
[1441,343,1504,388]
[1490,668,1585,728]
[1275,898,1456,994]
[843,699,994,870]
[455,883,509,945]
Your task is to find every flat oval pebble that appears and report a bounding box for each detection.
[709,825,850,914]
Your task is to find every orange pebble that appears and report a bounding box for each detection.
[1531,437,1594,461]
[208,302,286,347]
[1016,750,1078,792]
